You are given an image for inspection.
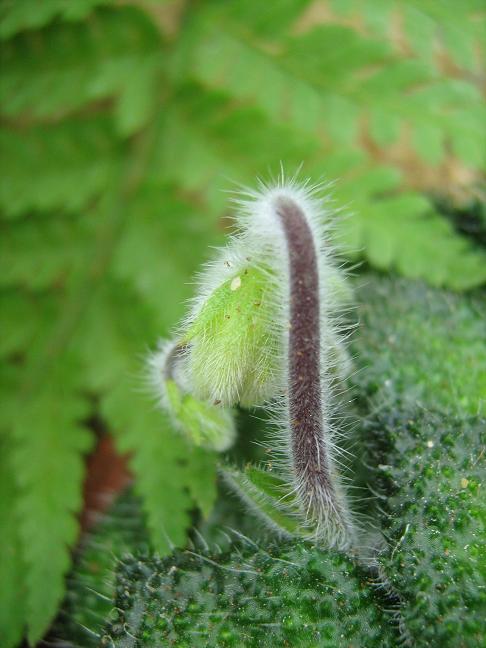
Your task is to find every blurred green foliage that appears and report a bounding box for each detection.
[0,0,485,645]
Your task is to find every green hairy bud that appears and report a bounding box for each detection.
[184,266,280,407]
[149,178,355,547]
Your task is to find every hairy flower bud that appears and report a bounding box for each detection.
[183,266,280,407]
[149,341,236,452]
[150,177,354,547]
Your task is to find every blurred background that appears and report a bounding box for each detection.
[0,0,485,645]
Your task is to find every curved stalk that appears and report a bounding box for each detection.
[273,195,352,545]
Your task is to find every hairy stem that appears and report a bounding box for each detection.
[275,197,347,534]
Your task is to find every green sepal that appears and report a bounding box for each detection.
[222,464,309,537]
[185,266,280,407]
[166,378,236,452]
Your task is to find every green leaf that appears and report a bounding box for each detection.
[53,489,148,647]
[0,291,56,359]
[103,539,399,646]
[348,194,486,288]
[71,277,158,392]
[0,214,90,289]
[222,464,302,536]
[111,186,218,331]
[371,409,486,646]
[174,7,484,174]
[283,24,390,86]
[149,86,318,212]
[353,275,486,415]
[166,5,486,288]
[10,361,93,644]
[208,0,311,38]
[171,17,363,145]
[0,5,163,134]
[187,447,218,519]
[0,0,115,39]
[369,107,401,146]
[335,0,485,74]
[0,118,117,218]
[102,376,218,553]
[0,436,26,648]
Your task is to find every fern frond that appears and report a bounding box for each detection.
[343,193,486,290]
[111,185,222,330]
[0,5,162,134]
[173,8,485,172]
[0,0,115,40]
[0,131,220,642]
[0,214,91,289]
[149,86,317,212]
[0,437,26,648]
[9,363,93,644]
[101,377,218,554]
[0,290,56,359]
[149,85,486,288]
[330,0,485,73]
[0,118,117,217]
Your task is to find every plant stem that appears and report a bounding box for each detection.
[275,196,350,541]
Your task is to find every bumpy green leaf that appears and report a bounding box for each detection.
[353,275,486,414]
[368,410,486,647]
[353,275,486,645]
[103,540,398,647]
